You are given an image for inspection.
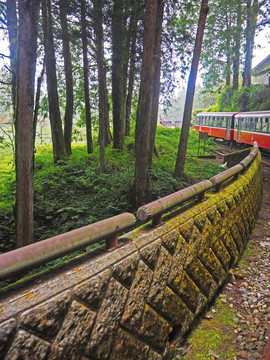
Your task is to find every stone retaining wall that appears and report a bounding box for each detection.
[0,154,263,360]
[224,147,251,168]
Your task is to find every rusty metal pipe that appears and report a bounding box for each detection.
[0,213,136,281]
[136,180,212,222]
[210,164,243,187]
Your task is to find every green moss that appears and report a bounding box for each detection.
[181,299,237,360]
[238,239,256,268]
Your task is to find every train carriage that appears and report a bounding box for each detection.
[195,112,236,141]
[234,111,270,150]
[195,110,270,151]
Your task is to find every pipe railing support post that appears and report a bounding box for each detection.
[152,214,162,227]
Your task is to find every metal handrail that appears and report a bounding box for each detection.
[0,143,259,282]
[137,142,259,226]
[136,180,213,224]
[0,213,136,281]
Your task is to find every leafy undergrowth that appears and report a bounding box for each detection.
[0,128,220,254]
[174,299,237,360]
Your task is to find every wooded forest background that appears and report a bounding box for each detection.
[0,0,269,248]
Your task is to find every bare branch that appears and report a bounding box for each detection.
[0,52,11,59]
[4,64,14,74]
[0,80,12,85]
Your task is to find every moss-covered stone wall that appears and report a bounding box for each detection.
[224,147,251,168]
[0,154,263,360]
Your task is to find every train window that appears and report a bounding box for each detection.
[244,118,250,130]
[241,118,245,129]
[255,118,261,132]
[221,117,226,127]
[217,117,222,127]
[262,118,269,133]
[235,119,238,128]
[250,118,255,131]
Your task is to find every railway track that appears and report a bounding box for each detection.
[261,149,270,168]
[212,140,270,168]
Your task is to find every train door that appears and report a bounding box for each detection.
[226,117,230,138]
[238,118,242,141]
[198,116,202,131]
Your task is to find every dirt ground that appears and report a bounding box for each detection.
[174,149,270,360]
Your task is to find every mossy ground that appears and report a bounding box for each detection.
[176,299,237,360]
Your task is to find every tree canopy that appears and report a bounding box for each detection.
[0,0,269,246]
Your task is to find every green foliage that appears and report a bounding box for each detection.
[215,85,270,112]
[0,146,15,212]
[0,128,221,254]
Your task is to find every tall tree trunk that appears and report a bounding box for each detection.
[242,0,258,87]
[134,0,159,206]
[233,0,242,90]
[42,0,66,163]
[148,0,164,168]
[59,0,74,156]
[225,7,232,86]
[6,0,17,114]
[33,61,45,146]
[104,88,112,146]
[174,0,209,178]
[80,0,93,154]
[93,0,106,172]
[125,0,139,136]
[112,0,125,150]
[15,0,40,248]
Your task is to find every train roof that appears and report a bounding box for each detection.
[235,110,270,118]
[197,110,270,118]
[197,112,237,116]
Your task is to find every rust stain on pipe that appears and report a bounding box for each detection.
[0,213,136,281]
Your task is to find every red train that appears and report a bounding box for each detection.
[195,111,270,150]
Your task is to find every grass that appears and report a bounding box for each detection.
[176,299,238,360]
[0,146,15,212]
[0,127,221,254]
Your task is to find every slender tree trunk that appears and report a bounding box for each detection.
[15,0,40,248]
[242,0,258,87]
[148,0,164,168]
[42,0,66,163]
[33,61,45,146]
[134,0,159,206]
[80,0,93,154]
[59,0,74,156]
[174,0,209,178]
[104,88,112,146]
[225,54,231,86]
[6,0,17,114]
[233,0,242,90]
[93,0,106,172]
[125,1,139,136]
[225,4,232,86]
[112,0,125,150]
